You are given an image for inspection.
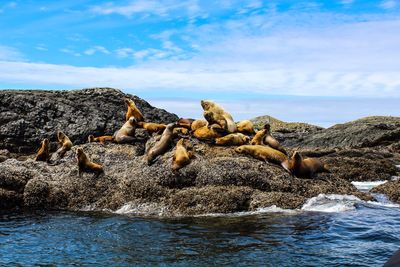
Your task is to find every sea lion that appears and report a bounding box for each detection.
[191,119,208,132]
[176,118,195,129]
[251,128,266,145]
[35,138,50,162]
[236,120,255,135]
[235,145,291,173]
[201,100,237,133]
[173,127,190,137]
[54,131,72,158]
[88,135,114,145]
[172,138,194,171]
[113,117,137,144]
[215,133,250,146]
[193,124,224,141]
[124,98,144,122]
[136,121,166,135]
[289,151,330,178]
[263,124,287,155]
[76,147,103,176]
[146,123,176,165]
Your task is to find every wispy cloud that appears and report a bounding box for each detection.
[59,48,81,57]
[35,44,48,51]
[0,45,25,61]
[380,0,397,9]
[115,48,134,58]
[84,46,110,55]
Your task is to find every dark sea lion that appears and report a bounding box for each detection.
[176,118,195,129]
[215,133,250,146]
[201,100,237,133]
[124,98,144,122]
[35,138,50,162]
[236,120,255,135]
[235,145,291,173]
[289,151,330,178]
[76,147,103,176]
[146,123,176,165]
[172,138,194,171]
[88,135,114,145]
[113,117,137,144]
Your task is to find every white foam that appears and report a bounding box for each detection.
[114,202,167,216]
[194,205,296,217]
[391,176,400,181]
[351,181,387,191]
[396,165,400,169]
[301,194,361,213]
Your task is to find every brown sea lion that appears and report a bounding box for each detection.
[113,117,137,144]
[263,124,287,155]
[173,127,190,137]
[236,120,255,135]
[124,98,144,122]
[193,124,224,141]
[176,118,195,129]
[88,135,114,145]
[235,145,290,173]
[201,100,237,133]
[215,133,250,146]
[191,119,208,132]
[251,128,266,145]
[76,147,103,176]
[289,151,330,178]
[35,138,50,162]
[146,123,176,165]
[55,131,72,158]
[137,121,166,135]
[172,138,194,171]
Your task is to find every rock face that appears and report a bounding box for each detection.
[0,88,178,153]
[0,88,399,215]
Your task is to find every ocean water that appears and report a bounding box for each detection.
[0,184,399,266]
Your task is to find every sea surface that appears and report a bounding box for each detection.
[0,182,399,267]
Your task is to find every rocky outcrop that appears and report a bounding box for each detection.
[0,88,178,154]
[0,141,372,215]
[0,88,399,215]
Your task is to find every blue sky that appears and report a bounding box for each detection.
[0,0,399,126]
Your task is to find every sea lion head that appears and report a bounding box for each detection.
[235,146,245,154]
[43,138,49,146]
[243,136,251,143]
[88,135,95,143]
[264,123,271,132]
[292,151,302,161]
[200,100,213,110]
[76,147,83,156]
[128,117,137,126]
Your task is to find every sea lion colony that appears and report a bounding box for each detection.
[34,98,329,178]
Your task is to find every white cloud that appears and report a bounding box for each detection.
[60,48,81,57]
[0,45,24,61]
[380,0,397,9]
[115,48,134,58]
[84,46,110,56]
[35,44,48,51]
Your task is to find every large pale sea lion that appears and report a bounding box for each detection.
[76,147,103,176]
[201,100,237,133]
[289,151,330,178]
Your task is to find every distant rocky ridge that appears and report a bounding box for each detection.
[0,88,399,215]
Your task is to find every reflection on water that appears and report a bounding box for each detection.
[0,203,399,266]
